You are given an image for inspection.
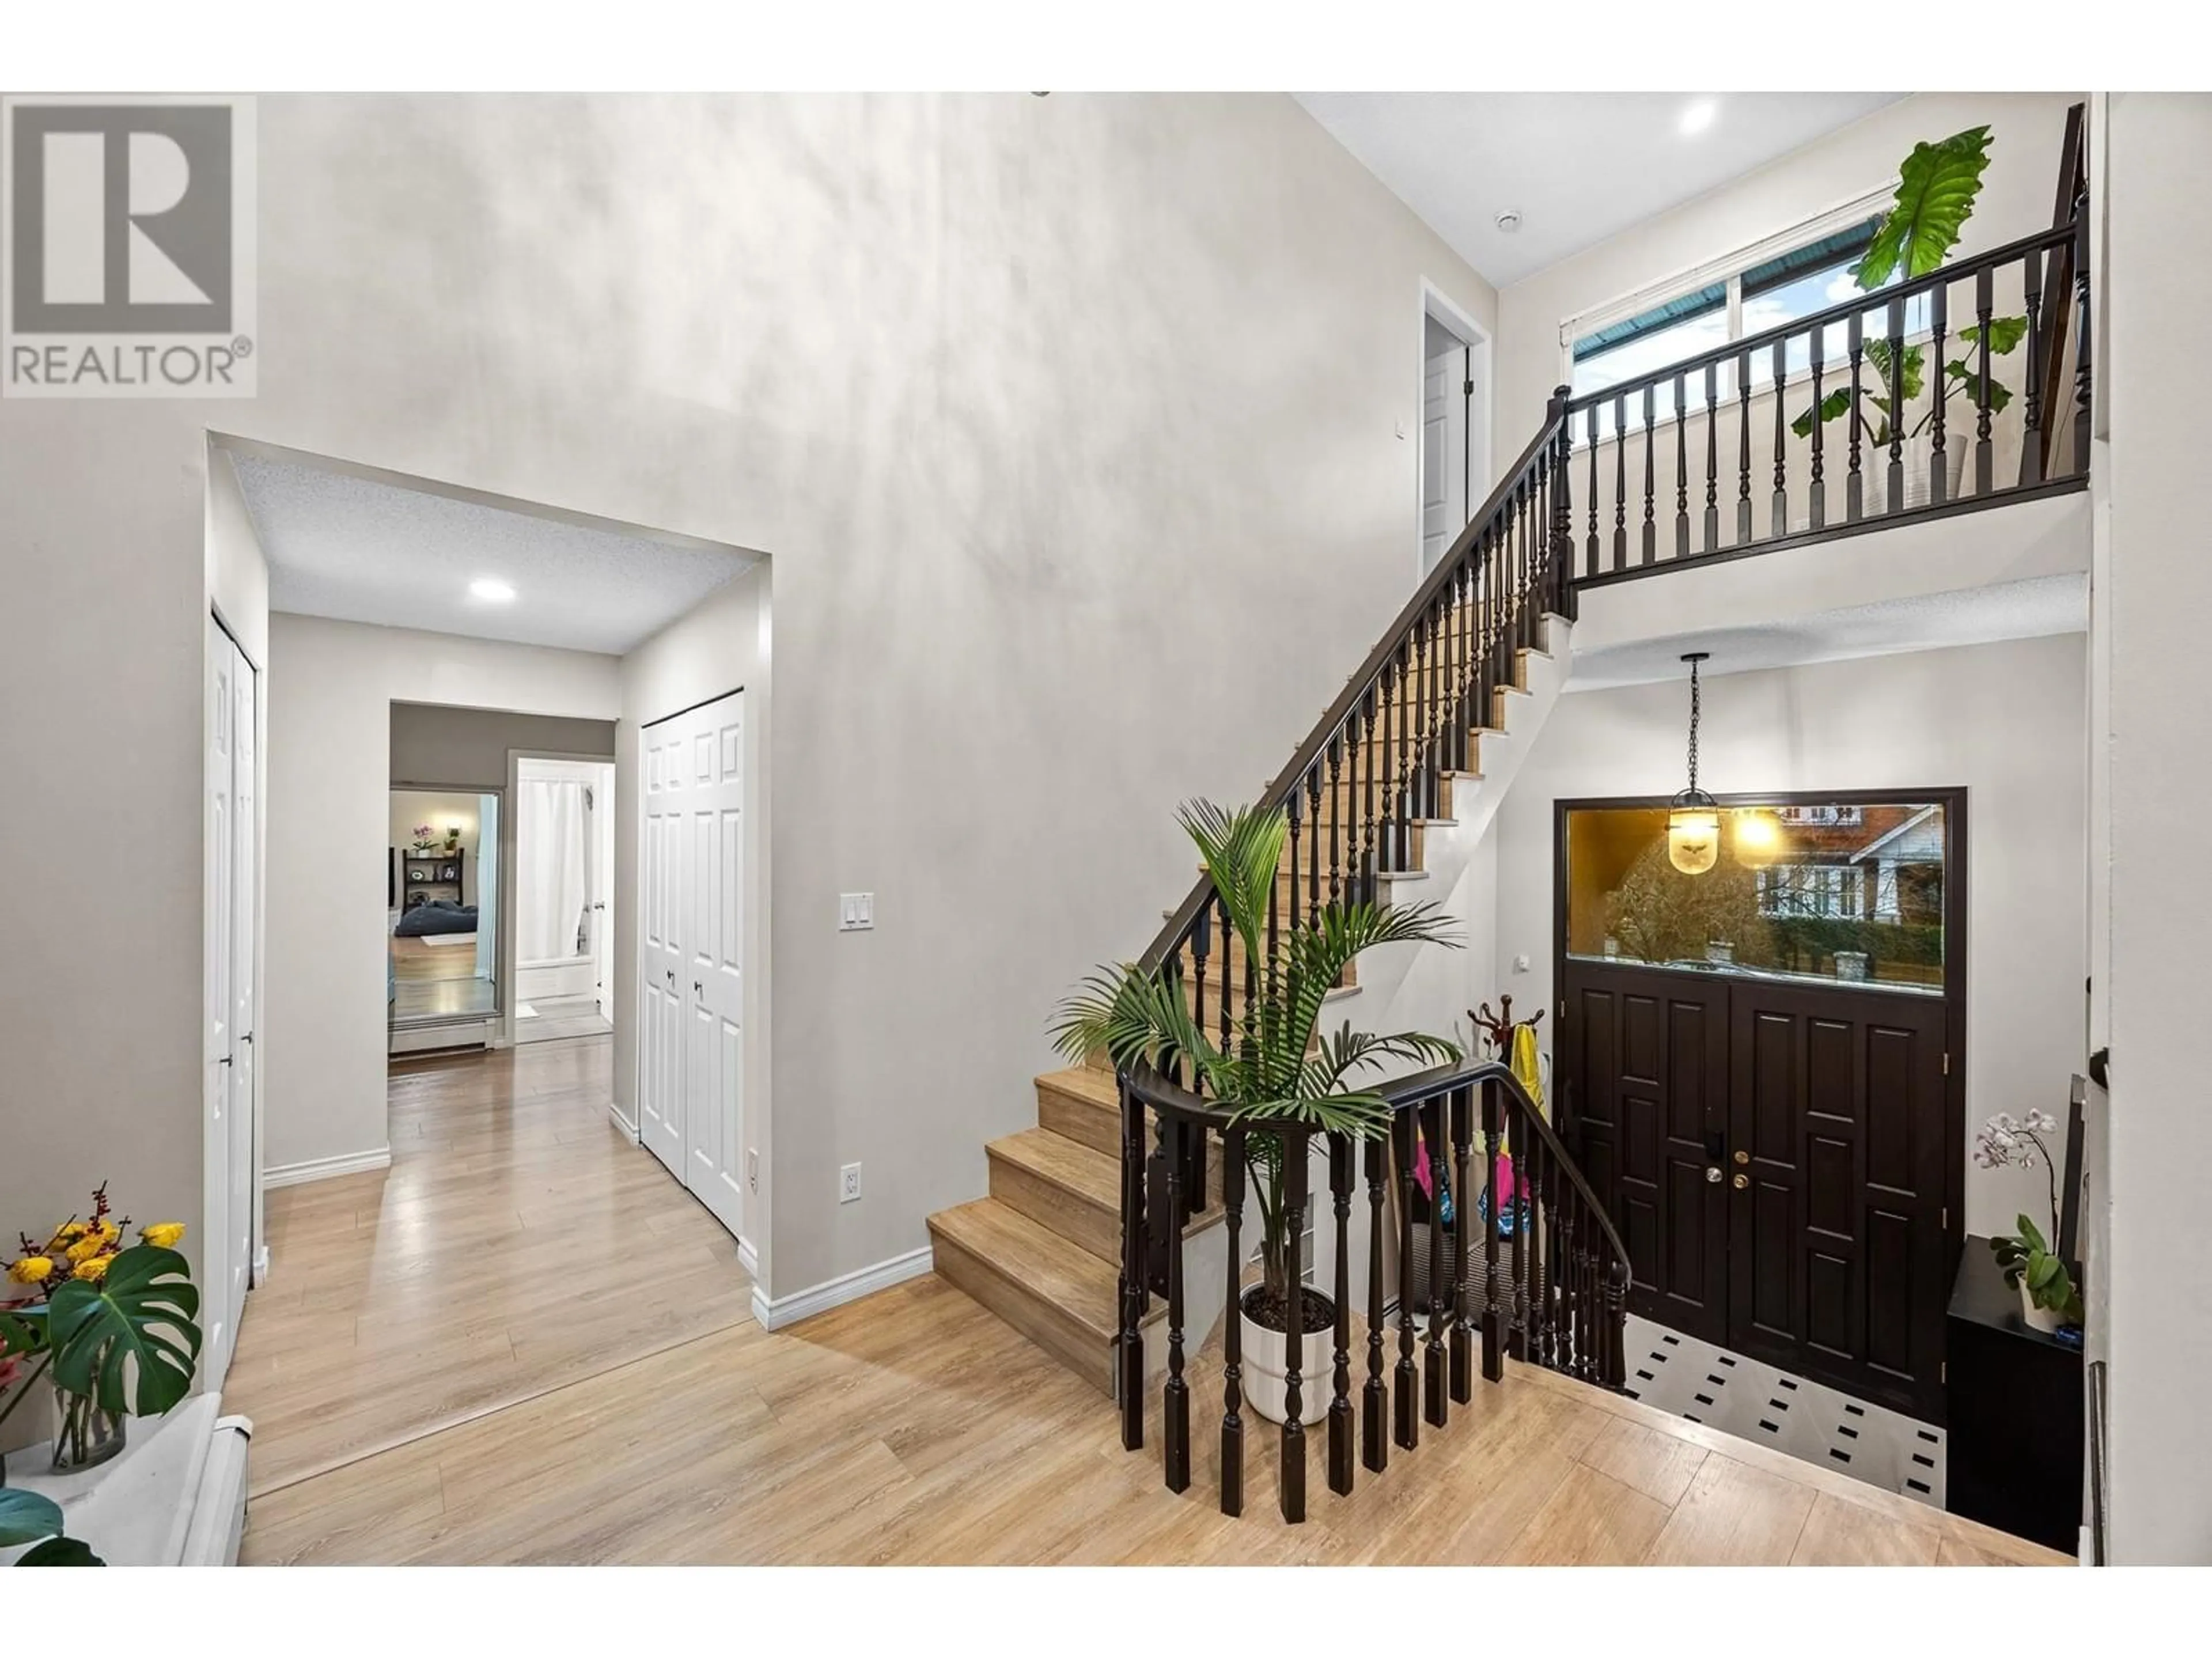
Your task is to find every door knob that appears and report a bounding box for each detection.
[694,981,703,995]
[1705,1166,1721,1183]
[1732,1149,1749,1166]
[1732,1173,1749,1190]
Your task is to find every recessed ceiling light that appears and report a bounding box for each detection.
[469,577,516,602]
[1494,209,1522,234]
[1679,99,1718,136]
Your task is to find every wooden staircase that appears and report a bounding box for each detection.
[926,622,1560,1398]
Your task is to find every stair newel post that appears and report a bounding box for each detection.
[1162,1108,1191,1494]
[1393,1108,1421,1450]
[1449,1082,1474,1405]
[1423,1095,1448,1429]
[1480,1076,1505,1382]
[1604,1259,1630,1391]
[1279,1126,1309,1524]
[1362,1135,1389,1474]
[1118,1073,1149,1450]
[1327,1131,1355,1497]
[1219,1124,1247,1517]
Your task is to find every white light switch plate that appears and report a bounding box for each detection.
[839,892,874,931]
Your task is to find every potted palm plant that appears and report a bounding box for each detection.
[1793,125,2028,512]
[1052,801,1461,1425]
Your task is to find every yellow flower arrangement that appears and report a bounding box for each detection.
[64,1235,104,1265]
[71,1255,111,1282]
[141,1222,187,1249]
[7,1253,55,1285]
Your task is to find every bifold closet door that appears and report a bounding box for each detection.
[680,691,745,1241]
[203,618,257,1387]
[639,718,687,1179]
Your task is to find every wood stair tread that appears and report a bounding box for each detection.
[987,1126,1119,1213]
[927,1197,1124,1340]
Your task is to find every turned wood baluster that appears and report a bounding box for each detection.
[1394,1110,1421,1450]
[1929,279,1950,506]
[1736,349,1753,544]
[1974,264,1996,497]
[2023,247,2046,486]
[1585,403,1601,578]
[1530,1132,1553,1370]
[1219,1125,1245,1516]
[1305,765,1323,930]
[1885,294,1907,512]
[1808,318,1827,529]
[1363,1136,1389,1474]
[1215,894,1234,1063]
[1770,339,1789,538]
[1285,785,1304,951]
[1281,1127,1309,1523]
[1325,730,1344,914]
[1640,384,1657,563]
[1847,309,1866,521]
[1612,393,1628,570]
[1703,363,1719,552]
[1604,1260,1630,1389]
[2073,194,2093,475]
[1424,1097,1448,1429]
[1450,1084,1474,1405]
[1162,1118,1190,1493]
[1328,1132,1355,1497]
[1188,904,1210,1075]
[1118,1074,1148,1449]
[1673,372,1690,559]
[1510,1094,1530,1362]
[1480,1078,1505,1382]
[1358,686,1379,907]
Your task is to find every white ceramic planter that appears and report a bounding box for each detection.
[1238,1286,1335,1426]
[2018,1278,2066,1335]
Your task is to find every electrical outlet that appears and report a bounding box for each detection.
[839,892,874,931]
[839,1162,863,1203]
[747,1147,760,1191]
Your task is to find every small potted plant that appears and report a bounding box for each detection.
[1973,1110,2081,1333]
[1053,801,1460,1425]
[410,824,438,853]
[444,825,463,852]
[1793,126,2028,513]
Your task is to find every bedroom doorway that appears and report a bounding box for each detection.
[513,755,615,1045]
[389,787,501,1042]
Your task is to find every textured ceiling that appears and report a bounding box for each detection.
[1566,573,2088,692]
[237,453,754,656]
[1292,92,1905,286]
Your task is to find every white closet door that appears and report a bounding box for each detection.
[202,620,237,1384]
[638,720,685,1177]
[227,641,257,1338]
[681,693,745,1240]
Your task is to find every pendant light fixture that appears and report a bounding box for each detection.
[1668,652,1720,876]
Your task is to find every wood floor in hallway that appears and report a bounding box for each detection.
[230,1037,2068,1566]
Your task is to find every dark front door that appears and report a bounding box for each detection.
[1564,962,1728,1346]
[1562,961,1950,1419]
[1728,979,1948,1416]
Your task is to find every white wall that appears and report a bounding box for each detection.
[2099,91,2212,1566]
[1495,93,2082,452]
[263,615,619,1176]
[616,563,771,1262]
[1490,633,2088,1238]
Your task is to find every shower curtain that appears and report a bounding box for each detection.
[518,777,588,964]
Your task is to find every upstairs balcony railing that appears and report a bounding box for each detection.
[1564,104,2091,589]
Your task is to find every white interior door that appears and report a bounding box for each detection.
[202,619,238,1385]
[638,720,685,1176]
[228,641,257,1330]
[592,763,615,1018]
[1422,343,1470,570]
[681,693,746,1241]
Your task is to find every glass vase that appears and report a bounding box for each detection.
[51,1386,125,1473]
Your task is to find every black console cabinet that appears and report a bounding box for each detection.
[1944,1236,2084,1554]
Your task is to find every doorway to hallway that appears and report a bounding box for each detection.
[1419,289,1490,571]
[513,755,616,1045]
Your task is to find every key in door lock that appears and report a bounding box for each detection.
[1732,1173,1749,1190]
[1733,1149,1749,1165]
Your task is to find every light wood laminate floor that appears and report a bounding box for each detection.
[232,1038,2069,1566]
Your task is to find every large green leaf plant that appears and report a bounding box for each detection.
[1051,801,1462,1313]
[1793,127,2027,449]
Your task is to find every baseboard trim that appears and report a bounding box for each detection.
[607,1099,639,1141]
[749,1244,933,1332]
[263,1147,392,1189]
[738,1237,759,1278]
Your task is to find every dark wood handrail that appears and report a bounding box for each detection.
[1565,221,2075,416]
[1138,395,1571,971]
